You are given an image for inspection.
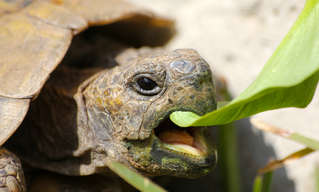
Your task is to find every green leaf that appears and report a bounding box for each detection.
[218,124,241,192]
[289,133,319,150]
[107,161,166,192]
[253,176,263,192]
[170,0,319,127]
[169,111,200,127]
[253,172,273,192]
[261,172,273,192]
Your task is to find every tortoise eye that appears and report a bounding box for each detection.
[132,75,162,96]
[137,77,157,91]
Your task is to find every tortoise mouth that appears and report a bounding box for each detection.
[124,111,216,177]
[154,117,208,157]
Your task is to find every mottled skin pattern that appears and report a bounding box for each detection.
[84,48,217,177]
[0,149,25,192]
[4,40,218,191]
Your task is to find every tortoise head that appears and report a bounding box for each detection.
[83,48,217,178]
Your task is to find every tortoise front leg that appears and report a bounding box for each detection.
[0,148,25,192]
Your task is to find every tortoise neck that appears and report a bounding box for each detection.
[6,66,109,176]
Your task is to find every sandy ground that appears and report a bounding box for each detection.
[129,0,319,192]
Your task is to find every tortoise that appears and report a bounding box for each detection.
[0,0,221,191]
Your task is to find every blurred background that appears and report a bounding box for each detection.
[129,0,319,191]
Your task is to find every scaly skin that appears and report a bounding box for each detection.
[83,48,217,177]
[0,148,25,192]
